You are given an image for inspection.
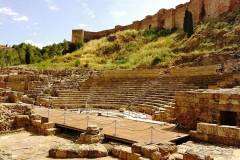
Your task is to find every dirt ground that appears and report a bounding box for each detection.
[0,131,119,160]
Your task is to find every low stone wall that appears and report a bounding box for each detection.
[190,123,240,146]
[175,88,240,129]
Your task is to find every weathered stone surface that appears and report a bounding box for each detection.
[88,143,108,158]
[15,115,30,128]
[78,144,89,158]
[112,146,122,157]
[86,125,100,135]
[158,144,170,157]
[132,153,141,160]
[56,149,67,158]
[171,153,184,160]
[183,149,205,160]
[132,142,145,154]
[41,117,49,123]
[189,131,208,141]
[119,146,131,160]
[197,123,217,135]
[217,125,238,138]
[151,151,162,160]
[75,133,104,144]
[141,145,159,158]
[164,142,178,153]
[48,148,58,158]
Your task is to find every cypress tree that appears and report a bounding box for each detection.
[183,9,188,32]
[187,11,194,38]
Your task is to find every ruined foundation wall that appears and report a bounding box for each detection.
[175,91,240,129]
[190,123,240,146]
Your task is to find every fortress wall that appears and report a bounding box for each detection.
[231,0,240,10]
[72,29,84,43]
[188,0,204,25]
[132,21,141,30]
[203,0,221,21]
[218,0,232,16]
[163,9,175,29]
[72,0,238,42]
[175,3,189,29]
[122,24,133,31]
[115,25,123,32]
[140,15,153,30]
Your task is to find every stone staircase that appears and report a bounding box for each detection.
[37,65,240,124]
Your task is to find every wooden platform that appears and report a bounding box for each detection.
[34,107,189,144]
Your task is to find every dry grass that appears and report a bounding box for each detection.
[32,10,240,70]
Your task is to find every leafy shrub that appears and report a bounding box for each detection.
[151,56,163,66]
[75,59,80,67]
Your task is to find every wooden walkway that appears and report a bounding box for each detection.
[34,107,189,144]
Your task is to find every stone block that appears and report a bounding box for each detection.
[49,148,58,158]
[151,151,162,160]
[171,153,183,160]
[189,131,208,141]
[217,125,238,138]
[44,128,61,135]
[197,123,218,135]
[157,144,170,157]
[40,122,55,129]
[15,115,30,128]
[30,114,41,120]
[88,143,108,158]
[41,117,49,123]
[67,149,78,158]
[31,120,41,128]
[132,143,145,154]
[56,150,67,158]
[78,144,89,158]
[132,153,141,160]
[112,146,122,157]
[6,81,25,90]
[141,145,159,158]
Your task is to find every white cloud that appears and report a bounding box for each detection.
[0,7,18,16]
[25,40,44,49]
[0,7,29,21]
[49,6,60,11]
[78,24,87,28]
[0,22,2,25]
[110,10,126,17]
[82,3,95,18]
[13,16,28,21]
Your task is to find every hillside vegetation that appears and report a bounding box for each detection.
[34,8,240,70]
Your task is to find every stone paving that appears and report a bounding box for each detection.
[177,141,240,160]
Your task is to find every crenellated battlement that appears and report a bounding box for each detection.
[72,0,240,43]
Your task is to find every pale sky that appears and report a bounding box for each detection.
[0,0,189,48]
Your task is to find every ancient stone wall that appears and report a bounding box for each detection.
[175,89,240,129]
[174,3,189,29]
[72,0,239,42]
[190,123,240,146]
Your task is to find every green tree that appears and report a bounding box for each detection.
[63,39,69,55]
[49,43,58,58]
[17,48,26,64]
[0,49,5,67]
[25,47,32,64]
[183,9,188,32]
[76,40,84,50]
[4,49,13,66]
